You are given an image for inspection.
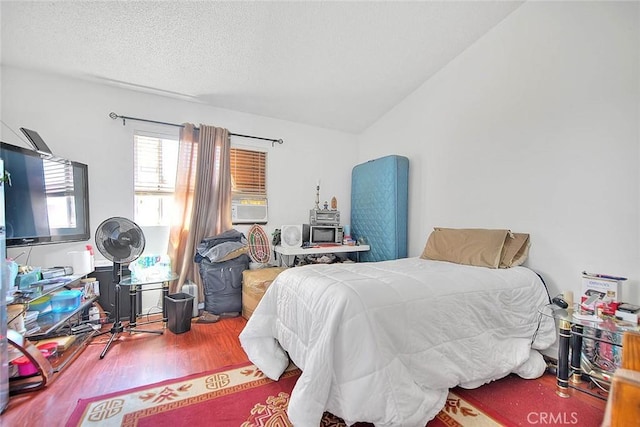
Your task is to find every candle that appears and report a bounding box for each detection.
[563,290,574,308]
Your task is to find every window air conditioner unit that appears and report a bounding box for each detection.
[231,198,268,224]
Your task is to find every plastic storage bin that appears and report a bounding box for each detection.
[51,289,82,313]
[12,345,56,376]
[29,295,52,313]
[15,268,41,290]
[165,293,194,334]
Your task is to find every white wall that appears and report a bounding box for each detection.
[1,66,357,275]
[2,2,638,314]
[359,1,640,305]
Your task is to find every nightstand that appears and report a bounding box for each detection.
[539,304,640,399]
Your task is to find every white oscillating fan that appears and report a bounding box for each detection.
[281,225,303,248]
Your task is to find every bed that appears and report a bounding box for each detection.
[239,230,557,426]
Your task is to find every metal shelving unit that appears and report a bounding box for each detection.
[7,274,98,394]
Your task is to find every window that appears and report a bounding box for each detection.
[134,134,179,226]
[134,133,267,226]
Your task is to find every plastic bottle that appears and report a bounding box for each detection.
[88,306,100,323]
[158,254,172,278]
[85,244,95,273]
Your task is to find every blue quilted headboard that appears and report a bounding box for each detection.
[351,155,409,262]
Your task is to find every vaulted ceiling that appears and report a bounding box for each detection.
[1,1,523,133]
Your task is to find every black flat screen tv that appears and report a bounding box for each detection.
[0,141,90,247]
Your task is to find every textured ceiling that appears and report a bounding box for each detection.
[1,1,523,133]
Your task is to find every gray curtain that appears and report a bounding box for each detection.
[167,124,232,300]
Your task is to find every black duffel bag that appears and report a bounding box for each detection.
[199,253,250,314]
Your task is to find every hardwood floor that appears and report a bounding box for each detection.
[2,315,606,426]
[2,315,248,426]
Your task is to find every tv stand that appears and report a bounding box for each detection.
[8,274,97,395]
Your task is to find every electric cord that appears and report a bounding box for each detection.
[530,272,553,346]
[11,251,26,262]
[25,246,33,267]
[531,312,543,345]
[589,376,611,394]
[532,299,571,346]
[0,118,31,145]
[143,306,163,319]
[534,271,552,304]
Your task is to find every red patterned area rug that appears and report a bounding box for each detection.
[66,363,603,427]
[426,374,604,427]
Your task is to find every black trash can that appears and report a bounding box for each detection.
[165,293,194,334]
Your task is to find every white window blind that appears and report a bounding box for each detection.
[230,148,267,197]
[134,135,178,195]
[134,134,178,225]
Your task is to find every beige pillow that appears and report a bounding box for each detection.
[421,228,510,269]
[499,233,530,268]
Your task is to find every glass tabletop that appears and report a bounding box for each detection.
[539,303,640,333]
[119,272,179,286]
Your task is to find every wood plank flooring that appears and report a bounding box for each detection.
[1,315,605,426]
[2,315,248,426]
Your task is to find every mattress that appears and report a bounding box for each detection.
[351,155,409,262]
[239,258,556,426]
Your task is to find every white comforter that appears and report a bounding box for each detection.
[239,258,556,426]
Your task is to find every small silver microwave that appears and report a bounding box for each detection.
[305,224,344,245]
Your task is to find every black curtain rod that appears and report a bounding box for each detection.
[108,112,284,146]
